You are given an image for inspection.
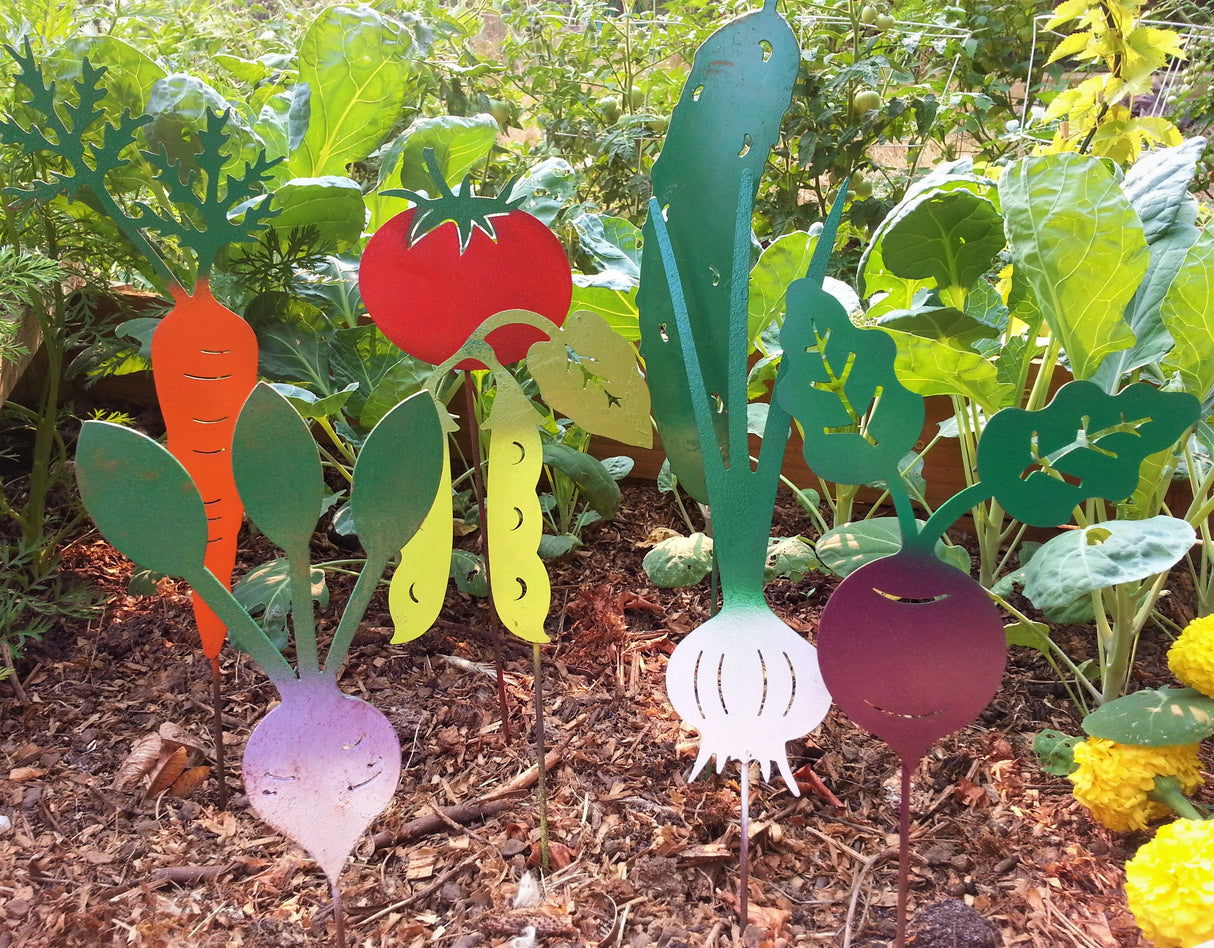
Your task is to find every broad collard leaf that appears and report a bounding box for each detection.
[391,113,499,195]
[877,306,1000,350]
[748,230,821,344]
[1091,195,1199,392]
[570,212,642,279]
[763,536,819,582]
[879,188,1005,294]
[53,36,166,117]
[527,309,652,446]
[815,517,970,577]
[1120,137,1207,243]
[291,5,418,178]
[76,421,208,577]
[642,533,714,588]
[569,278,639,342]
[777,280,925,485]
[1161,226,1214,401]
[1018,516,1196,611]
[540,444,622,520]
[269,176,365,250]
[1083,687,1214,746]
[232,558,328,644]
[858,159,996,313]
[978,380,1201,526]
[999,153,1146,380]
[883,326,1015,413]
[1090,141,1207,392]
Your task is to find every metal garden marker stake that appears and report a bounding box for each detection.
[77,385,447,947]
[361,151,652,874]
[774,268,1201,943]
[0,45,281,811]
[639,2,844,927]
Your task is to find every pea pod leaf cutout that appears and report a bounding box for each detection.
[1083,687,1214,746]
[232,383,323,552]
[636,0,800,502]
[349,389,445,566]
[388,406,454,645]
[527,309,652,447]
[76,421,209,577]
[978,380,1201,527]
[776,281,926,485]
[483,376,550,643]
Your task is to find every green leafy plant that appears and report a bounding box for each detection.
[496,0,694,218]
[1033,0,1186,162]
[538,425,630,557]
[853,142,1212,707]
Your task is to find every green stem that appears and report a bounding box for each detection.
[286,544,319,677]
[322,551,391,677]
[1149,775,1207,821]
[989,589,1102,705]
[316,418,358,469]
[1023,337,1060,412]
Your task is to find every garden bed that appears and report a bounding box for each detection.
[2,481,1207,948]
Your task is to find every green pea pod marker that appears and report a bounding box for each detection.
[637,0,799,502]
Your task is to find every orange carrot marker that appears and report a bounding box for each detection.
[2,42,280,808]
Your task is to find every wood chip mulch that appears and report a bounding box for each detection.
[3,484,1209,947]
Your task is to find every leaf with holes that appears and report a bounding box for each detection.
[977,380,1200,527]
[776,282,925,486]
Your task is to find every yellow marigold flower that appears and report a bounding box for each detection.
[1069,738,1202,832]
[1169,614,1214,699]
[1125,818,1214,948]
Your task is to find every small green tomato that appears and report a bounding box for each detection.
[853,89,883,114]
[599,95,622,124]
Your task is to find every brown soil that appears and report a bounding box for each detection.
[2,482,1208,948]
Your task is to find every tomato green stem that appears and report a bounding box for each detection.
[385,147,526,251]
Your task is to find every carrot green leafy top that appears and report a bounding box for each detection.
[0,40,280,288]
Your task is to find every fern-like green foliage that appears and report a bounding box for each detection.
[0,41,150,208]
[0,41,281,287]
[137,109,281,277]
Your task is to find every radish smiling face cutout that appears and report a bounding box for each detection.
[243,677,402,888]
[816,553,1007,763]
